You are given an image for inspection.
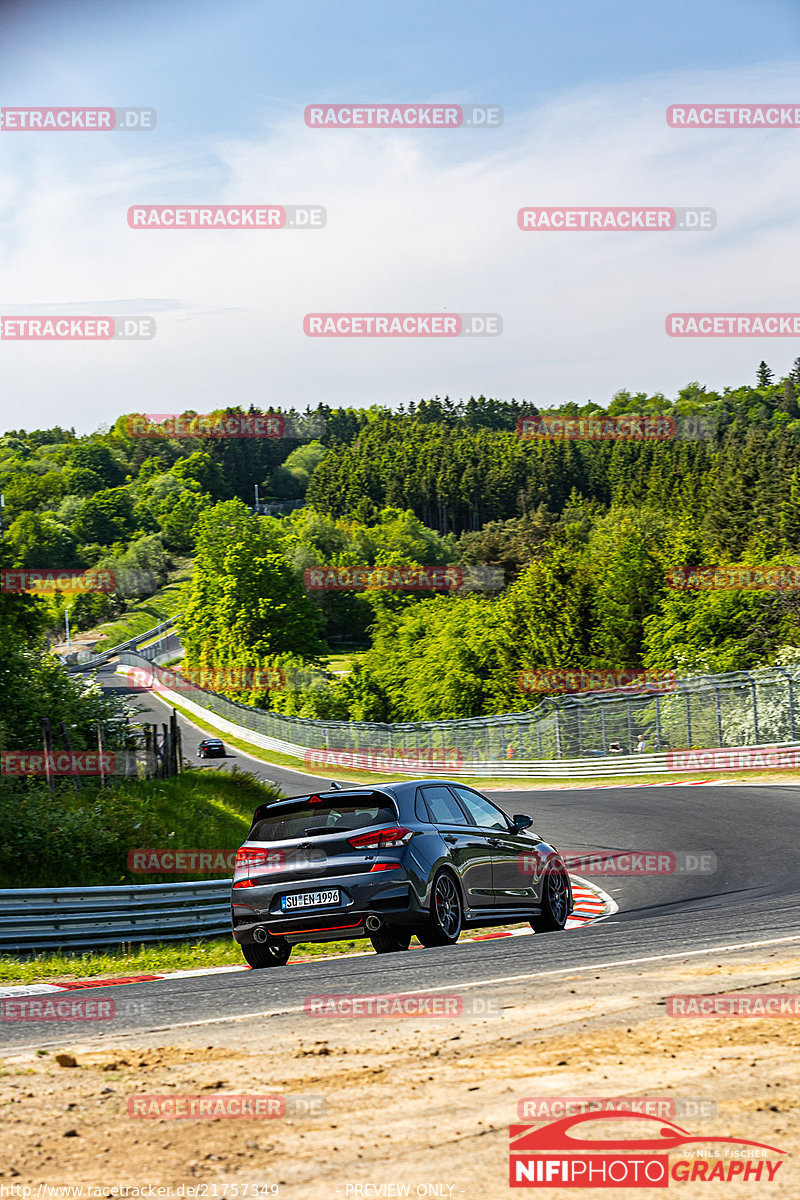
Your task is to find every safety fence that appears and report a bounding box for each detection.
[0,879,231,953]
[117,654,800,777]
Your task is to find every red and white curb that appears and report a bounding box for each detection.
[0,879,615,998]
[567,877,617,924]
[0,969,244,999]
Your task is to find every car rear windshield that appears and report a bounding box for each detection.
[249,794,397,842]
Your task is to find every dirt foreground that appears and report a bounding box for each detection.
[2,946,799,1198]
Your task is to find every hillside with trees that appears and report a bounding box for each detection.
[5,367,800,727]
[0,406,331,640]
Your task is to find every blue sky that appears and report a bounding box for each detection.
[3,0,799,120]
[1,0,799,431]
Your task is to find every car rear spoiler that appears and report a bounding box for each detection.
[247,789,393,836]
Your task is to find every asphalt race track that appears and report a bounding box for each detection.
[4,662,799,1052]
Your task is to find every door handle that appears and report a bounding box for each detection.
[443,834,458,844]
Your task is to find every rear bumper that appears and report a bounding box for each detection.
[231,870,426,944]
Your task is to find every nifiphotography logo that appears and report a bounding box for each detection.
[509,1111,786,1187]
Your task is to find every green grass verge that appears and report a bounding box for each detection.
[93,577,190,651]
[322,650,366,675]
[0,937,368,984]
[0,923,540,983]
[0,769,281,889]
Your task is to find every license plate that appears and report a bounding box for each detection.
[281,889,340,911]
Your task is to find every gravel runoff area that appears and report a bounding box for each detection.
[1,945,799,1197]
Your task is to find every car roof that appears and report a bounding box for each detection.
[246,779,488,834]
[282,779,474,801]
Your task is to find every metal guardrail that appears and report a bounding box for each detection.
[302,746,800,778]
[116,659,800,778]
[0,879,231,952]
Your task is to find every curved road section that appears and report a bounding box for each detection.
[4,662,798,1051]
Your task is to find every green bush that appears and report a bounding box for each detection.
[0,769,281,888]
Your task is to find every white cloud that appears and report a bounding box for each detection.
[1,59,799,432]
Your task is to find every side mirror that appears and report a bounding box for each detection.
[512,813,533,832]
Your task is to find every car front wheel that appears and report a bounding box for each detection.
[531,857,570,932]
[240,937,291,968]
[417,870,463,946]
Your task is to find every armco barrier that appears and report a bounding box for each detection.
[116,659,800,778]
[0,879,231,952]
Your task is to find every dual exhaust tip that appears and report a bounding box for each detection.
[253,914,383,942]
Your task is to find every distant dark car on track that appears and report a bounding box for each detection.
[231,779,572,968]
[197,738,226,759]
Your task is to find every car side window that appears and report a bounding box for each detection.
[420,785,470,825]
[414,790,430,822]
[450,786,511,831]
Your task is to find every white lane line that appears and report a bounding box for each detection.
[0,983,65,999]
[41,932,799,1040]
[155,966,248,981]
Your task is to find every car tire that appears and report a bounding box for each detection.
[240,937,291,968]
[369,927,412,953]
[531,857,570,932]
[417,870,463,947]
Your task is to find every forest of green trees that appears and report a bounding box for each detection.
[5,366,800,737]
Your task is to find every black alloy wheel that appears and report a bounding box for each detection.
[417,870,463,946]
[532,857,570,932]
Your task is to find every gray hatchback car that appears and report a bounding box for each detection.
[231,780,572,967]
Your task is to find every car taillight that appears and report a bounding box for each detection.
[232,878,255,888]
[235,848,281,868]
[348,826,414,849]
